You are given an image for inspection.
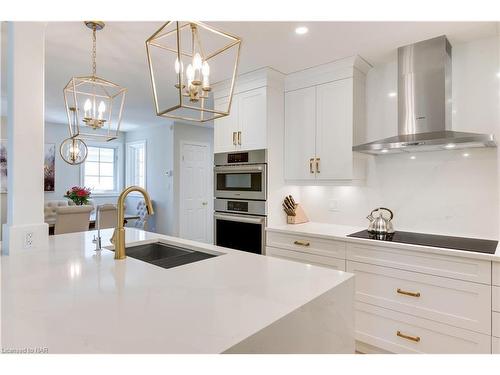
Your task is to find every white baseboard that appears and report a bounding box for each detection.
[2,223,49,255]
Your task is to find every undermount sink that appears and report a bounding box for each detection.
[108,241,220,269]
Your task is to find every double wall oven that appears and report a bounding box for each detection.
[214,149,267,255]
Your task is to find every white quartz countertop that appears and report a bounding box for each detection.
[266,222,500,262]
[1,228,353,354]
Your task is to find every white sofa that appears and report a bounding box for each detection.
[44,199,95,223]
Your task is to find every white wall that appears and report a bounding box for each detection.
[125,123,174,235]
[298,36,500,239]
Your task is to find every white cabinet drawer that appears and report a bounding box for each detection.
[494,263,500,286]
[266,246,345,271]
[493,312,500,338]
[267,231,346,259]
[347,261,491,334]
[355,302,491,354]
[493,286,500,312]
[493,337,500,353]
[346,242,491,284]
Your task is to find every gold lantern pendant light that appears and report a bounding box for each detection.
[63,21,127,143]
[146,21,241,123]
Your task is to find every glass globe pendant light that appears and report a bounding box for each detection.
[60,108,88,165]
[63,21,127,142]
[146,21,241,122]
[60,137,88,165]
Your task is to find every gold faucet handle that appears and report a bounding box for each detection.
[110,228,116,244]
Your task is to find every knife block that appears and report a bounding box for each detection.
[287,204,309,224]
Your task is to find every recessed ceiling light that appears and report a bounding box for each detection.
[388,92,397,98]
[295,26,308,35]
[444,143,456,149]
[410,155,416,160]
[380,149,388,153]
[496,72,500,78]
[463,152,470,157]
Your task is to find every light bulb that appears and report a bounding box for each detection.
[174,57,183,74]
[186,64,195,88]
[193,53,202,71]
[84,99,92,118]
[202,61,210,89]
[97,101,106,119]
[202,61,210,77]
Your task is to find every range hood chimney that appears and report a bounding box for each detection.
[353,35,496,155]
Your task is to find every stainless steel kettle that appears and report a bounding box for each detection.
[367,207,395,235]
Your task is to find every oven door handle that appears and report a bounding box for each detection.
[214,213,266,225]
[214,165,265,173]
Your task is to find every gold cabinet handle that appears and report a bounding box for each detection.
[309,158,314,174]
[396,330,421,343]
[397,288,421,298]
[238,131,242,145]
[232,132,236,146]
[315,157,320,173]
[294,240,310,247]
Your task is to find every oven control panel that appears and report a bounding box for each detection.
[227,152,249,164]
[214,198,267,216]
[227,200,248,212]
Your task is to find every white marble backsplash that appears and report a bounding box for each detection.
[298,148,498,239]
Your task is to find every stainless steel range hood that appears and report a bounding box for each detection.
[353,35,496,155]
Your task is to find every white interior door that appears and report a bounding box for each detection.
[179,142,211,243]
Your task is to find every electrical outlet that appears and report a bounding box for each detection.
[24,232,34,248]
[328,199,339,212]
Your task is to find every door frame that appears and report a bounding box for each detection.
[178,140,212,243]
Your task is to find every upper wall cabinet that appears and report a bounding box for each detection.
[284,56,370,181]
[213,68,284,153]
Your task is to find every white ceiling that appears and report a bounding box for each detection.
[44,21,498,131]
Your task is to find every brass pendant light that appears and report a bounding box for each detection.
[145,21,241,122]
[63,21,127,142]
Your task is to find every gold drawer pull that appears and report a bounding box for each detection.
[397,330,421,343]
[397,288,421,298]
[309,158,314,174]
[294,240,310,247]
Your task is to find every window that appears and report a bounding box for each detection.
[82,146,119,194]
[126,141,146,189]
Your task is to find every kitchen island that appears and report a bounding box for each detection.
[1,228,354,354]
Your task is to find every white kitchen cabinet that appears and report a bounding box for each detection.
[267,224,498,354]
[213,69,283,153]
[346,241,492,284]
[316,79,353,180]
[356,302,491,354]
[494,262,500,286]
[347,260,491,334]
[284,86,317,180]
[266,230,346,271]
[237,87,267,151]
[214,96,238,153]
[284,56,369,181]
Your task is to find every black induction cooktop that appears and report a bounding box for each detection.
[347,230,498,255]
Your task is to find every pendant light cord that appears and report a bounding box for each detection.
[92,25,97,77]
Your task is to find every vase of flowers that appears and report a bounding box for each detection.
[64,186,92,206]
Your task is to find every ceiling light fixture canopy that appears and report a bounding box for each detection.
[63,21,127,142]
[145,21,241,122]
